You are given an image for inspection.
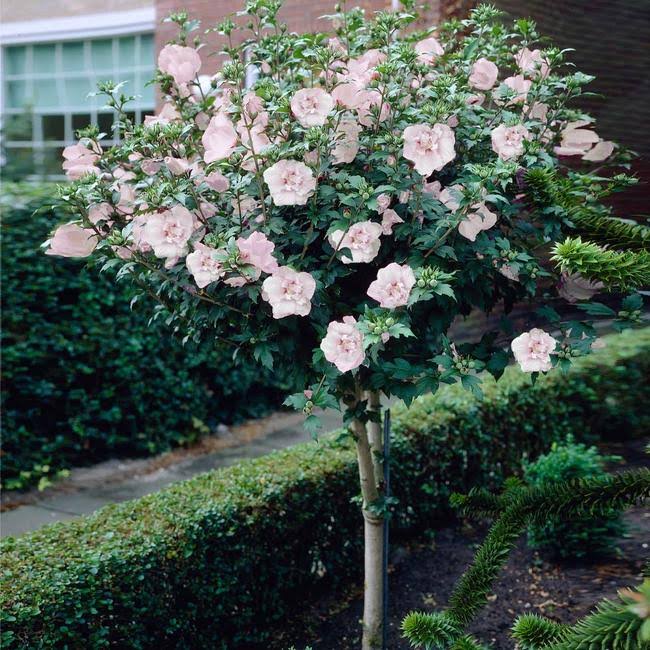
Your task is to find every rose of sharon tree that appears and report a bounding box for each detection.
[46,2,647,647]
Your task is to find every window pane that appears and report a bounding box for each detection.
[62,41,85,73]
[97,112,114,135]
[64,77,94,107]
[72,113,91,133]
[6,80,28,108]
[42,115,65,141]
[2,114,33,141]
[120,74,136,94]
[140,83,155,105]
[140,34,154,66]
[91,39,114,72]
[5,46,27,75]
[118,37,136,69]
[42,146,65,175]
[32,44,57,74]
[33,79,59,108]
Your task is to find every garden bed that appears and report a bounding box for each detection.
[287,438,649,650]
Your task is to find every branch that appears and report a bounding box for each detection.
[551,237,650,290]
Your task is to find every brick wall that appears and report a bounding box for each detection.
[155,0,441,74]
[470,0,650,213]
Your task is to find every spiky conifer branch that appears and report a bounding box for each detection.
[513,584,648,650]
[524,167,649,252]
[552,238,650,289]
[511,614,568,649]
[402,469,650,649]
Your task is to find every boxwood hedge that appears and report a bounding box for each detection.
[1,328,648,649]
[1,183,289,489]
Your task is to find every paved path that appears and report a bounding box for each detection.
[1,410,342,538]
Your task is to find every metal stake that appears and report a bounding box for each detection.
[382,408,391,650]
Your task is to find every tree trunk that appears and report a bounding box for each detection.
[351,396,385,650]
[367,390,384,490]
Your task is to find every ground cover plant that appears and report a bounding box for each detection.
[43,1,648,646]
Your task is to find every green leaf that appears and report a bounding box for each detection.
[577,302,616,317]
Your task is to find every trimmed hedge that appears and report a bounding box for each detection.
[1,329,649,649]
[1,183,288,489]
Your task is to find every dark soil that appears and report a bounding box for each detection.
[283,439,649,650]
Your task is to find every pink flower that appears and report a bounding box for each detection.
[332,117,362,164]
[402,123,456,176]
[332,82,363,109]
[144,103,180,127]
[422,180,442,198]
[380,209,404,235]
[515,47,549,78]
[186,243,225,288]
[557,272,604,303]
[356,90,390,127]
[291,87,335,127]
[202,170,230,192]
[491,124,530,160]
[261,266,316,318]
[236,231,279,274]
[438,184,464,211]
[320,316,365,373]
[458,203,497,241]
[115,184,136,216]
[498,264,519,282]
[237,94,271,152]
[528,101,549,122]
[62,142,100,179]
[232,196,259,218]
[263,160,316,206]
[503,74,532,104]
[88,203,113,225]
[158,44,201,85]
[465,93,485,107]
[46,223,98,258]
[375,193,391,214]
[511,328,557,373]
[367,263,416,308]
[328,221,383,264]
[582,140,615,162]
[202,113,238,163]
[142,205,195,259]
[469,58,498,90]
[554,121,599,157]
[128,215,152,252]
[164,156,190,175]
[415,37,444,65]
[141,159,163,175]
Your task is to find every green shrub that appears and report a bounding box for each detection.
[1,183,289,489]
[523,438,626,559]
[1,329,648,649]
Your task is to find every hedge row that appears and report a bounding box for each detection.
[1,328,649,649]
[1,183,289,489]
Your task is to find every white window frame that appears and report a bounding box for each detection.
[1,8,156,180]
